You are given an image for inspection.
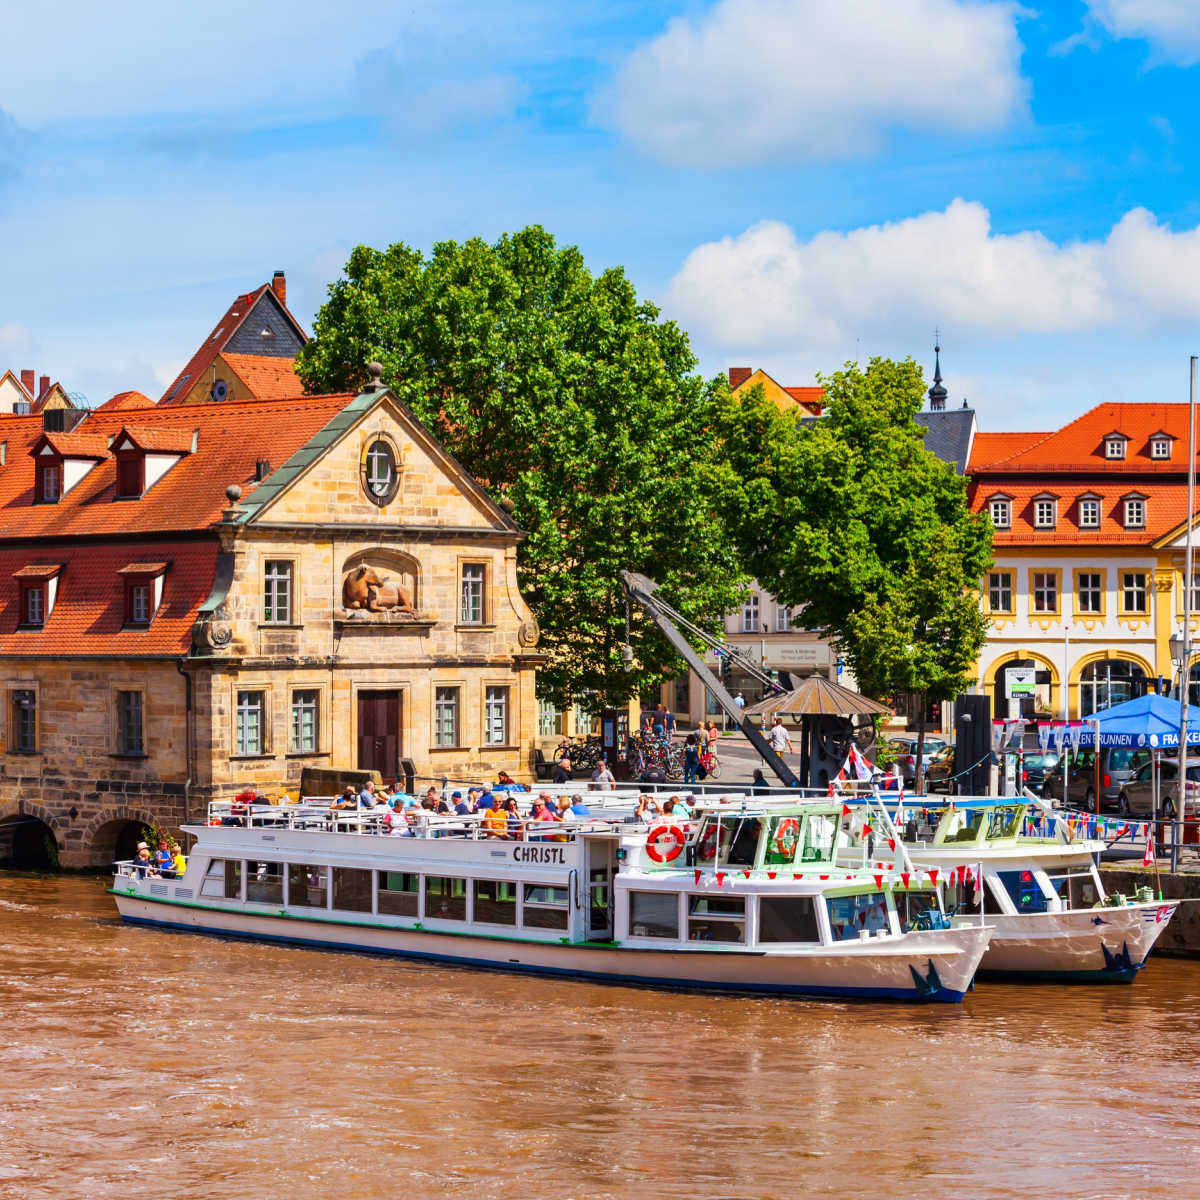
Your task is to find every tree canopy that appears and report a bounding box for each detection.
[296,226,747,706]
[717,358,992,780]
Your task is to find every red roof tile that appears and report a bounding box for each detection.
[11,563,63,579]
[969,431,1047,469]
[158,282,308,405]
[113,426,195,453]
[36,431,112,459]
[222,353,303,399]
[0,393,354,539]
[784,386,824,412]
[971,403,1200,474]
[94,390,152,412]
[0,541,218,656]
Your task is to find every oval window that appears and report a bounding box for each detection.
[362,439,398,505]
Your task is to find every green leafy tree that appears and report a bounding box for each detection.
[297,227,747,707]
[718,358,992,788]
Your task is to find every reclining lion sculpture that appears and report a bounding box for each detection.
[342,565,416,614]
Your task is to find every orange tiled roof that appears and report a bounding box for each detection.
[114,426,195,453]
[38,431,112,459]
[0,541,218,656]
[94,390,152,412]
[969,480,1192,545]
[969,431,1047,469]
[222,353,303,399]
[971,403,1200,474]
[784,386,824,411]
[0,393,353,539]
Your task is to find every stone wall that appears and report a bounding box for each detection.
[1101,864,1200,958]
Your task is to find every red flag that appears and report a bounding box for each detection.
[861,824,871,838]
[767,871,777,880]
[928,869,939,885]
[742,869,751,878]
[694,869,701,885]
[888,838,896,852]
[828,782,835,798]
[819,874,829,880]
[873,874,883,890]
[841,804,852,817]
[716,872,726,886]
[1143,828,1156,868]
[793,872,803,880]
[902,872,911,888]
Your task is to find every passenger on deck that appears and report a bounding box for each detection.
[435,792,454,815]
[552,757,572,785]
[497,770,526,791]
[482,795,509,839]
[424,787,442,809]
[675,794,694,819]
[569,795,592,817]
[170,843,186,876]
[156,839,174,876]
[504,796,523,838]
[467,787,483,812]
[591,759,615,790]
[132,844,156,878]
[332,787,357,811]
[530,796,556,824]
[358,780,379,808]
[633,795,661,824]
[452,791,471,815]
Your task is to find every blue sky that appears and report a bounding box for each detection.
[3,0,1200,430]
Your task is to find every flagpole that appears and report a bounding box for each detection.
[1174,355,1197,874]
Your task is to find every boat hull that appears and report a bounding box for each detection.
[965,902,1178,982]
[112,892,989,1003]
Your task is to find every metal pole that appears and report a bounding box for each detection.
[1062,625,1070,724]
[1175,355,1197,873]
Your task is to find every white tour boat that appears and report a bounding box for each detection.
[111,797,992,1003]
[839,796,1177,983]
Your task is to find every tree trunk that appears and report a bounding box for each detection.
[914,692,928,793]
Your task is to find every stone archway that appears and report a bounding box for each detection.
[80,806,159,869]
[0,809,59,869]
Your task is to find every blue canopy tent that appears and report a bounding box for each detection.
[1065,693,1200,749]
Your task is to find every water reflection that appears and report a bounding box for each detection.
[2,873,1198,1199]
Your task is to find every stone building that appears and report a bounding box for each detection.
[0,375,541,868]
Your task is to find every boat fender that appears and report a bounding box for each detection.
[646,824,686,864]
[772,818,800,859]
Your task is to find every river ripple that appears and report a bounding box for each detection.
[1,873,1198,1200]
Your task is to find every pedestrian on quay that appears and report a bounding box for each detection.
[591,758,615,789]
[683,734,700,785]
[552,756,572,784]
[766,718,793,755]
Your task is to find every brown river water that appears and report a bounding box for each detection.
[3,872,1200,1200]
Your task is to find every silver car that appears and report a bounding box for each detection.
[1117,757,1200,819]
[886,736,949,786]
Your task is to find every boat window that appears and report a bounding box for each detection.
[827,892,889,941]
[941,809,986,844]
[245,861,282,904]
[288,864,327,909]
[425,876,467,921]
[687,894,745,943]
[1046,872,1100,910]
[722,817,764,867]
[994,869,1049,914]
[943,874,983,915]
[987,807,1023,839]
[695,815,731,864]
[474,879,517,926]
[800,814,836,863]
[628,890,679,939]
[378,871,418,917]
[523,883,569,930]
[758,896,821,943]
[333,868,372,913]
[764,816,801,865]
[200,859,227,899]
[897,890,940,932]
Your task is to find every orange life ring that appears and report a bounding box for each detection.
[645,824,685,863]
[773,817,800,858]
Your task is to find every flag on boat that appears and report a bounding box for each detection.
[1144,828,1156,868]
[841,744,874,782]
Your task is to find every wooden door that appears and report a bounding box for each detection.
[357,690,400,779]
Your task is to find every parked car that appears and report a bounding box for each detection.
[1118,758,1200,819]
[923,744,957,792]
[1042,747,1151,811]
[886,736,950,786]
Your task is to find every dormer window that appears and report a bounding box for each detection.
[36,462,61,503]
[1150,435,1173,460]
[116,452,144,499]
[1104,435,1127,460]
[988,495,1011,529]
[1033,496,1057,529]
[118,562,168,628]
[13,564,63,629]
[1123,494,1147,530]
[1078,495,1101,528]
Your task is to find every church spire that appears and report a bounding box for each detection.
[927,331,948,411]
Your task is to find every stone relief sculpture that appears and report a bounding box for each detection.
[342,565,417,615]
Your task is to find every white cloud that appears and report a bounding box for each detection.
[1085,1,1200,66]
[597,0,1027,167]
[665,200,1200,352]
[0,323,34,355]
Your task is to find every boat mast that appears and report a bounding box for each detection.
[1175,356,1197,873]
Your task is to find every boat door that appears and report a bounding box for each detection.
[587,837,617,940]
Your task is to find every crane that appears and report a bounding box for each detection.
[620,571,801,788]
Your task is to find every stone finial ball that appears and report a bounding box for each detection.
[367,361,384,382]
[226,483,243,503]
[500,497,516,514]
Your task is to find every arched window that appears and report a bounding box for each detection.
[361,439,399,505]
[1079,659,1147,717]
